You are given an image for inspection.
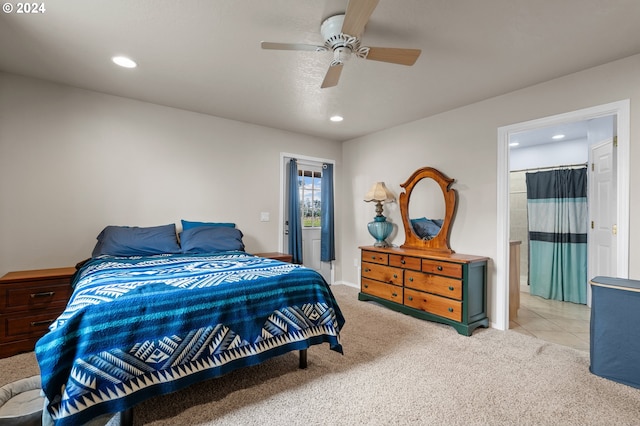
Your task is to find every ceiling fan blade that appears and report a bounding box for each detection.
[365,47,422,66]
[261,42,326,52]
[321,63,344,88]
[342,0,379,37]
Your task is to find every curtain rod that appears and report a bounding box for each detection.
[292,158,328,169]
[511,162,587,173]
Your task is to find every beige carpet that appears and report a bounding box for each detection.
[2,284,639,425]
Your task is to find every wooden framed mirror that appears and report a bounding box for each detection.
[399,167,457,253]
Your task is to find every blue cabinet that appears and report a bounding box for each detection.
[589,276,640,389]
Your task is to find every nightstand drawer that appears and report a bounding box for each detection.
[2,309,61,339]
[1,279,72,310]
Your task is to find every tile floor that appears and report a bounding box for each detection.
[510,285,591,351]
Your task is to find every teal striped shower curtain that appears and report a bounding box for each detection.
[526,167,588,304]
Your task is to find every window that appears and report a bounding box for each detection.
[298,168,322,228]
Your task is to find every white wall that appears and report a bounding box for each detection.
[0,72,342,276]
[341,53,640,327]
[510,138,589,171]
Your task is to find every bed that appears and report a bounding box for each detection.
[34,223,345,425]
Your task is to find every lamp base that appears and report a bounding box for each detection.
[367,218,393,248]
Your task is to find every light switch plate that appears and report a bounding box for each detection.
[260,212,270,222]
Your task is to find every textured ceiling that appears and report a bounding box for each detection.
[1,0,640,141]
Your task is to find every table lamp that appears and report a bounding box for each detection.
[364,182,396,247]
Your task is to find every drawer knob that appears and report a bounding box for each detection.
[437,266,443,271]
[448,307,454,312]
[364,268,370,272]
[30,291,55,298]
[408,296,413,301]
[392,292,398,297]
[401,259,406,264]
[393,274,398,279]
[448,286,454,291]
[364,284,369,288]
[409,277,414,282]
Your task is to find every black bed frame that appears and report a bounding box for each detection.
[118,349,308,425]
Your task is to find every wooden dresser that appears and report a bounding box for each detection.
[359,246,489,336]
[0,267,75,358]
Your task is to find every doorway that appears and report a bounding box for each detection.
[496,100,630,331]
[279,153,335,284]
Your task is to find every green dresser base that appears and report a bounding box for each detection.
[358,292,489,336]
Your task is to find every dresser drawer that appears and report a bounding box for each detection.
[362,251,388,265]
[422,259,462,279]
[362,262,403,285]
[404,288,462,322]
[361,278,403,303]
[1,279,72,311]
[405,270,462,300]
[389,254,421,271]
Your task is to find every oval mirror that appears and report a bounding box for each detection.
[399,167,457,253]
[408,178,446,240]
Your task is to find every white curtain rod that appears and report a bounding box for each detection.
[511,162,587,173]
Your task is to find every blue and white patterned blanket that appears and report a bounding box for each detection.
[35,252,345,425]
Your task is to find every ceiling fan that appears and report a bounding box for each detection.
[261,0,421,88]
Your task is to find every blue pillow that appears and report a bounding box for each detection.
[411,218,442,240]
[92,224,180,257]
[181,219,236,231]
[180,226,245,254]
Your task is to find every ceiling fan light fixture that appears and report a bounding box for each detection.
[261,0,420,89]
[112,56,137,69]
[330,115,344,122]
[333,46,352,65]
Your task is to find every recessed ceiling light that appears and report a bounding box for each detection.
[552,134,565,140]
[330,115,343,122]
[112,56,137,68]
[509,142,519,147]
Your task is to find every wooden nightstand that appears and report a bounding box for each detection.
[254,252,293,263]
[0,267,75,358]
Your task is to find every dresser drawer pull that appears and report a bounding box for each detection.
[409,277,414,282]
[364,268,370,272]
[393,274,398,279]
[437,266,443,271]
[392,292,398,297]
[448,307,454,312]
[408,296,413,301]
[448,286,454,291]
[364,284,369,288]
[30,319,54,327]
[401,259,406,264]
[30,291,55,298]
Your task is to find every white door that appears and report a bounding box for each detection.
[588,138,616,306]
[282,156,333,284]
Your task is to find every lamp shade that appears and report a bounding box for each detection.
[364,182,396,203]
